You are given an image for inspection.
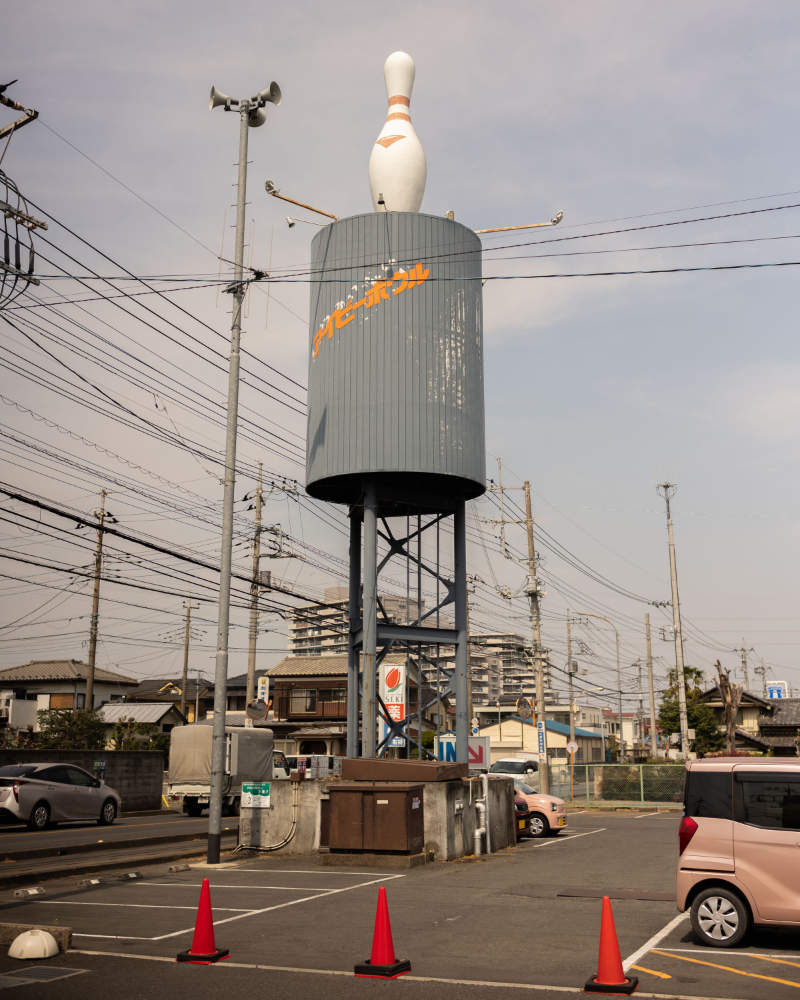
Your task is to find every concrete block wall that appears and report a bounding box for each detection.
[423,775,515,860]
[0,750,163,812]
[239,779,322,854]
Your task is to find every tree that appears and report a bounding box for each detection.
[658,665,723,757]
[605,733,619,762]
[716,659,743,755]
[34,709,105,750]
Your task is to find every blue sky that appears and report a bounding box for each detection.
[1,1,799,707]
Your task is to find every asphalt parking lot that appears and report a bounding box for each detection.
[0,811,798,998]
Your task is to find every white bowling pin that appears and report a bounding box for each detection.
[368,51,427,213]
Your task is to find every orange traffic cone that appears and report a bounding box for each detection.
[354,886,410,978]
[176,878,229,964]
[584,896,637,994]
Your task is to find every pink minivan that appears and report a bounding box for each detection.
[678,757,800,947]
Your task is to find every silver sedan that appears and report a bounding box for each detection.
[0,763,121,830]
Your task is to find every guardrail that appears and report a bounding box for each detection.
[549,762,685,809]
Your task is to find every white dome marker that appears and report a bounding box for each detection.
[368,52,427,213]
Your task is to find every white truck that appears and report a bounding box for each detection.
[167,720,283,817]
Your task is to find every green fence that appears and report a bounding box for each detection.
[549,762,685,808]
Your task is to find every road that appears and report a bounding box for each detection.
[0,811,239,885]
[3,810,797,999]
[0,811,236,857]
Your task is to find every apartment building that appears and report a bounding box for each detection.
[288,586,422,657]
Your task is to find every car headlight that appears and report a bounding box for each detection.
[550,802,558,812]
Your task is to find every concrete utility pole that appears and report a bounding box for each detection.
[576,611,623,760]
[566,611,576,750]
[486,461,549,791]
[522,481,549,793]
[86,489,108,711]
[755,658,767,698]
[645,613,658,758]
[207,79,280,865]
[733,641,754,692]
[657,483,690,757]
[180,601,199,720]
[246,464,264,710]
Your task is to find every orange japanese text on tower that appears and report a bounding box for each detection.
[312,262,430,359]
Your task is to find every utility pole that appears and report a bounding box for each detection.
[575,611,622,760]
[645,613,658,758]
[522,481,549,793]
[657,483,690,757]
[246,464,264,711]
[180,601,199,720]
[86,489,108,711]
[733,641,754,691]
[207,79,281,865]
[566,610,576,749]
[755,658,767,698]
[486,461,549,791]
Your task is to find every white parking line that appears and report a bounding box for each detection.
[634,811,660,819]
[153,873,406,941]
[223,868,400,876]
[70,872,406,942]
[531,828,606,847]
[72,949,752,998]
[622,911,689,971]
[32,900,252,911]
[137,882,343,891]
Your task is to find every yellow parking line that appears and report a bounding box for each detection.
[651,949,800,989]
[630,964,671,979]
[752,955,800,971]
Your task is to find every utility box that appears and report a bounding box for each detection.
[328,782,424,854]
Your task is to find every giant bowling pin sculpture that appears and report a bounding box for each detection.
[368,51,427,213]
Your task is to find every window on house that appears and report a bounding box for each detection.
[49,694,74,709]
[289,688,317,714]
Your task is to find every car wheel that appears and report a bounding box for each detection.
[98,799,117,826]
[529,812,549,838]
[185,803,203,817]
[28,801,50,831]
[690,887,749,947]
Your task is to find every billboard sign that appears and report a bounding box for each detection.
[767,680,790,700]
[537,720,547,764]
[436,734,491,771]
[381,661,406,748]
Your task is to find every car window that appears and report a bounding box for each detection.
[0,765,37,777]
[65,766,95,787]
[685,770,732,819]
[35,766,71,783]
[516,781,535,795]
[734,772,800,830]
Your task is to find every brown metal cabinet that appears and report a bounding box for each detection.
[328,782,424,854]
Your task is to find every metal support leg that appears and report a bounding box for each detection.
[362,485,378,758]
[347,505,362,758]
[454,500,468,764]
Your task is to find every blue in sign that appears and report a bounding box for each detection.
[537,721,546,754]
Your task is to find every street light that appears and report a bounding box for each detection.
[575,611,624,762]
[206,79,280,867]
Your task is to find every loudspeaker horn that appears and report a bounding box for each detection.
[248,106,267,128]
[255,81,282,107]
[209,86,235,111]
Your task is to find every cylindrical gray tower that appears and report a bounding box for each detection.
[306,212,485,514]
[305,211,485,763]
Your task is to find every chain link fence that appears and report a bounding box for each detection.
[549,762,685,808]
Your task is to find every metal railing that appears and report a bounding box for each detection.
[549,762,685,809]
